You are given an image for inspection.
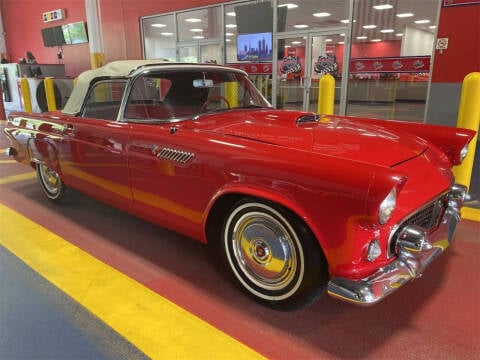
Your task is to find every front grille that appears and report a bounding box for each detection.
[388,193,448,257]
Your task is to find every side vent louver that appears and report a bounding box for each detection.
[156,148,195,164]
[296,114,319,124]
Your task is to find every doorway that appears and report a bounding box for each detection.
[273,30,348,114]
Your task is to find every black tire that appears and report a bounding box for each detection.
[222,198,328,311]
[36,163,68,203]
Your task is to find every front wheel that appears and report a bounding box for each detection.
[36,163,68,203]
[222,199,328,310]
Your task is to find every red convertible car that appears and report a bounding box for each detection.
[4,61,475,310]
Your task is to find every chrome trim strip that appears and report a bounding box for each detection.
[327,183,467,305]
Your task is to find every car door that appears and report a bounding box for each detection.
[59,79,133,209]
[123,71,219,240]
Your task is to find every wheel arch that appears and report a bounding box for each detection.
[27,138,63,176]
[204,185,328,256]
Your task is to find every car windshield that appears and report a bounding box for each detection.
[124,70,271,122]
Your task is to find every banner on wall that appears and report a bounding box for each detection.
[227,63,272,75]
[349,56,431,74]
[443,0,480,6]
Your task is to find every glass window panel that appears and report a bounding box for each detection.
[142,14,176,61]
[177,7,221,42]
[277,0,349,33]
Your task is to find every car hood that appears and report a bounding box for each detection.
[188,109,428,167]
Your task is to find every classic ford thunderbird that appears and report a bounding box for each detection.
[4,61,475,310]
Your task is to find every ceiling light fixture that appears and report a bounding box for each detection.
[189,28,203,32]
[380,29,395,33]
[371,39,382,42]
[414,19,431,24]
[340,19,356,23]
[185,18,202,23]
[294,24,309,29]
[313,12,331,17]
[396,13,414,18]
[151,23,166,28]
[225,24,237,28]
[279,3,298,9]
[291,41,302,44]
[161,32,173,36]
[356,36,367,40]
[373,4,393,10]
[363,24,377,29]
[396,33,404,37]
[225,32,234,36]
[429,25,437,29]
[226,12,236,16]
[192,35,204,39]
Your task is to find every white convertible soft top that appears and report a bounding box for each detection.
[62,60,169,115]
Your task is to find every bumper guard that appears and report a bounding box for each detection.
[327,184,468,305]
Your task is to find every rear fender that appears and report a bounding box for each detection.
[27,138,62,175]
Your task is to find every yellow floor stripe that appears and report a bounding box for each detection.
[0,172,36,185]
[462,206,480,222]
[0,204,264,359]
[0,160,16,164]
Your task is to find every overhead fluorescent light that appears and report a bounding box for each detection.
[340,19,356,23]
[313,12,331,17]
[338,41,345,44]
[225,32,234,36]
[325,38,332,42]
[380,29,395,33]
[225,24,237,28]
[226,12,236,17]
[151,23,166,28]
[291,41,302,45]
[189,28,203,32]
[279,3,298,9]
[396,13,414,18]
[294,24,309,29]
[160,32,173,36]
[185,18,202,23]
[429,25,437,29]
[396,33,404,37]
[363,24,377,29]
[192,35,204,39]
[373,4,393,10]
[371,39,382,42]
[356,36,368,40]
[414,19,431,24]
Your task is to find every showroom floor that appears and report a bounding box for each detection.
[1,120,479,359]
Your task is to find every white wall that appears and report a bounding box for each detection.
[401,26,435,56]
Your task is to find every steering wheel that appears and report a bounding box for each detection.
[199,96,231,113]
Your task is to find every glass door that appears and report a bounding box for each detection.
[274,31,347,114]
[178,42,223,64]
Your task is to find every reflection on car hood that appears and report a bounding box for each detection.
[188,109,428,167]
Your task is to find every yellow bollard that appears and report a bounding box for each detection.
[44,77,57,111]
[453,72,480,189]
[225,82,239,108]
[20,78,32,113]
[453,72,480,221]
[317,73,335,115]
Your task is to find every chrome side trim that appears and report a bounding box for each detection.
[327,183,467,305]
[156,147,194,164]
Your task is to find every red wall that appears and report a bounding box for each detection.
[432,4,480,83]
[1,0,89,76]
[1,0,224,77]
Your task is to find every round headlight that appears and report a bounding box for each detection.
[378,188,396,224]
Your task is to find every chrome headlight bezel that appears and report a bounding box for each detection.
[378,188,397,225]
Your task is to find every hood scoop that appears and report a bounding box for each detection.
[296,114,320,125]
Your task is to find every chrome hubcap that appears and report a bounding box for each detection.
[40,165,60,194]
[232,211,297,291]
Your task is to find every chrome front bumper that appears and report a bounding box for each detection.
[327,184,468,305]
